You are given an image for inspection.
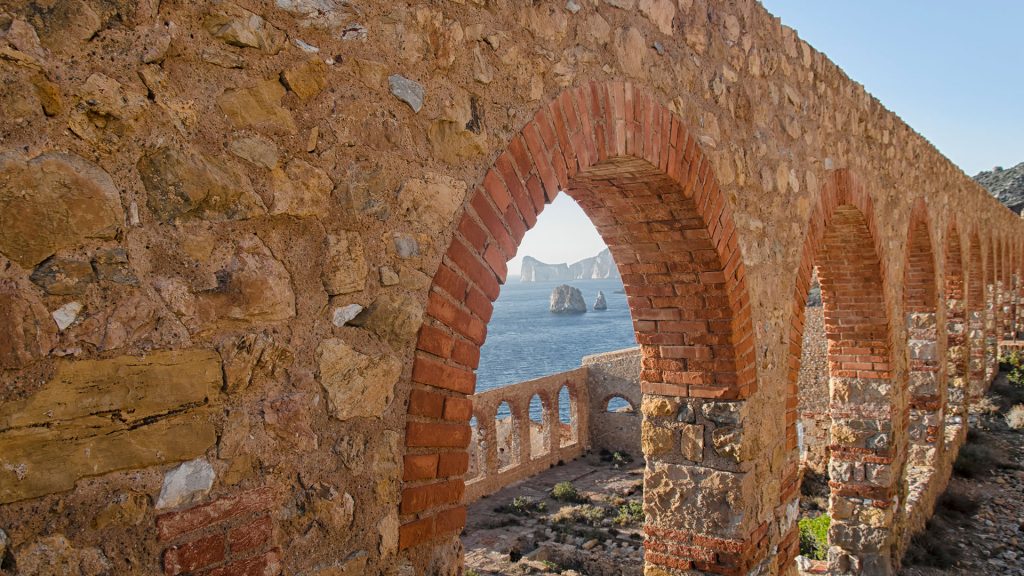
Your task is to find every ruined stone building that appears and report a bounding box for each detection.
[0,1,1022,575]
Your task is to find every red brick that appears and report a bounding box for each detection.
[411,354,475,394]
[442,396,473,421]
[157,487,276,542]
[408,388,445,418]
[435,505,468,534]
[400,479,465,514]
[451,337,481,370]
[227,515,273,556]
[399,517,434,550]
[164,534,226,575]
[406,422,471,448]
[416,324,453,359]
[482,168,512,213]
[202,550,282,576]
[403,454,439,481]
[437,452,470,477]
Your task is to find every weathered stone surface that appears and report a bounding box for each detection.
[230,135,280,169]
[332,304,364,327]
[220,332,293,394]
[137,146,265,223]
[322,232,368,295]
[0,280,57,369]
[701,401,741,426]
[356,292,424,350]
[92,247,137,285]
[0,350,221,503]
[51,301,83,331]
[156,458,215,510]
[30,253,96,293]
[641,396,678,418]
[270,159,333,217]
[679,423,704,462]
[207,8,284,53]
[92,492,149,529]
[389,74,425,113]
[218,78,297,134]
[196,236,296,327]
[398,172,467,234]
[644,462,749,538]
[14,534,110,576]
[0,152,123,268]
[283,58,329,101]
[641,421,673,456]
[638,0,676,36]
[428,119,487,162]
[265,393,318,451]
[550,284,587,314]
[711,426,742,462]
[317,338,401,420]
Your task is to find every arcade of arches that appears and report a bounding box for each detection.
[0,1,1022,575]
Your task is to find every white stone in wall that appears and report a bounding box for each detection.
[156,458,215,510]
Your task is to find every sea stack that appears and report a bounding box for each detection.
[594,290,608,310]
[549,284,587,314]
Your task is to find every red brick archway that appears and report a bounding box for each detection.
[783,170,901,572]
[398,81,757,573]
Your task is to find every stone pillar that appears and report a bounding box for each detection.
[1002,278,1015,340]
[968,309,987,401]
[985,283,998,384]
[1015,274,1023,340]
[826,375,899,575]
[906,312,941,468]
[641,395,763,575]
[944,297,968,448]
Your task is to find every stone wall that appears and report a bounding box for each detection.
[2,1,1024,575]
[585,347,643,456]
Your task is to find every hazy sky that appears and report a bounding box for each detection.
[509,1,1024,276]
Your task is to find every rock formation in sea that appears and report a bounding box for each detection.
[520,248,620,282]
[549,284,587,314]
[594,290,607,310]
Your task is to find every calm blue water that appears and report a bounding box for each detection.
[476,277,637,421]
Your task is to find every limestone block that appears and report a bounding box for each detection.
[711,426,742,462]
[0,152,123,268]
[638,0,676,36]
[701,401,741,426]
[0,280,57,369]
[398,173,467,235]
[317,339,401,420]
[322,232,368,295]
[0,350,221,503]
[830,376,893,407]
[643,462,749,538]
[641,421,673,456]
[641,396,678,418]
[427,119,487,163]
[679,423,704,462]
[156,458,215,509]
[218,79,297,134]
[270,159,333,217]
[137,146,265,223]
[356,292,424,350]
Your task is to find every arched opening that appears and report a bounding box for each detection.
[495,401,520,472]
[528,393,550,459]
[785,171,900,572]
[605,395,634,412]
[557,383,577,448]
[467,415,483,483]
[944,223,968,449]
[901,202,943,530]
[400,82,758,575]
[1001,238,1014,340]
[967,233,986,402]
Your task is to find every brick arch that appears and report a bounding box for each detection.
[943,220,968,447]
[398,81,756,570]
[783,169,900,571]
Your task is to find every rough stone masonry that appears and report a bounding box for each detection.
[0,1,1022,575]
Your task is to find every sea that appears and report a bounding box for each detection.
[476,277,637,422]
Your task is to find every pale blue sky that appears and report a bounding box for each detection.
[510,2,1023,275]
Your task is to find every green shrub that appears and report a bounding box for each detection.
[551,504,606,525]
[999,350,1023,371]
[496,496,546,516]
[613,501,644,526]
[551,481,585,503]
[1009,367,1024,388]
[798,514,830,561]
